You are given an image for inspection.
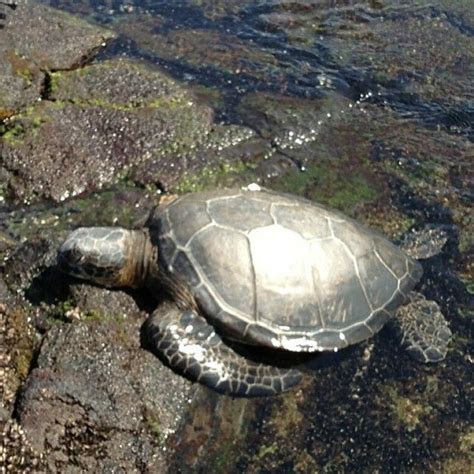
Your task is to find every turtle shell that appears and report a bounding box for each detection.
[148,189,422,352]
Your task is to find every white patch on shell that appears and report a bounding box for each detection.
[245,183,261,192]
[185,325,194,334]
[280,336,320,352]
[271,338,282,348]
[339,333,346,341]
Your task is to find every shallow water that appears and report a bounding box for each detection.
[2,0,473,472]
[39,0,473,137]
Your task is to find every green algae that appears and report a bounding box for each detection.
[68,187,153,229]
[382,384,433,432]
[173,161,255,194]
[360,206,416,239]
[2,122,27,146]
[441,428,474,472]
[33,64,191,113]
[2,102,63,146]
[1,185,153,257]
[49,60,190,111]
[5,50,39,86]
[256,442,279,459]
[210,440,240,472]
[266,390,304,439]
[83,313,131,350]
[459,267,474,298]
[144,412,166,445]
[6,308,35,383]
[380,154,449,194]
[272,162,379,214]
[83,308,108,322]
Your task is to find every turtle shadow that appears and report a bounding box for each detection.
[26,266,71,307]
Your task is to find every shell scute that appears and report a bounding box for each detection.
[249,225,317,328]
[373,236,408,279]
[357,251,398,311]
[188,226,256,318]
[365,309,392,334]
[167,200,212,247]
[172,250,200,287]
[208,194,273,232]
[271,202,331,240]
[308,238,372,328]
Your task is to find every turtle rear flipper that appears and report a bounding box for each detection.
[400,227,448,260]
[143,306,302,396]
[395,293,452,362]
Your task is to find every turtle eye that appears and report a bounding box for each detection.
[57,247,83,270]
[68,248,83,264]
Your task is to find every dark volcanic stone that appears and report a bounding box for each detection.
[1,2,114,70]
[17,298,196,472]
[49,59,189,107]
[0,2,115,116]
[1,59,255,203]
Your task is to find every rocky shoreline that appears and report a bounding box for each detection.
[1,2,472,472]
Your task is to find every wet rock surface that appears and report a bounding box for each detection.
[0,233,199,472]
[18,293,195,472]
[1,57,257,203]
[0,1,115,118]
[1,0,473,472]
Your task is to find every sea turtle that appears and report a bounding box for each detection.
[57,186,452,396]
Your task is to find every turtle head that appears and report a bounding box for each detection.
[57,227,154,288]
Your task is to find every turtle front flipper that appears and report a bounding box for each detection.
[395,292,452,362]
[143,306,302,396]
